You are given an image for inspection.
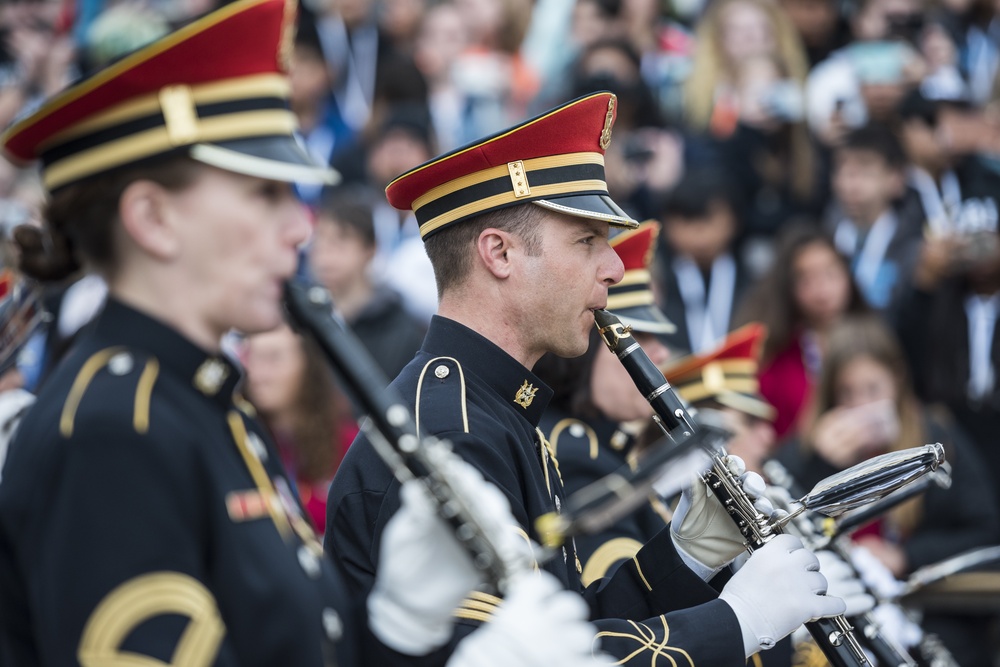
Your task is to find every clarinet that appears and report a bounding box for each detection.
[594,309,870,667]
[763,460,920,667]
[284,281,534,593]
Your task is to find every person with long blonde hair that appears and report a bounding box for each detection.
[684,0,810,135]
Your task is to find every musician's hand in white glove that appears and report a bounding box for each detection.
[447,571,613,667]
[671,455,775,577]
[816,550,875,617]
[368,461,526,656]
[719,534,846,658]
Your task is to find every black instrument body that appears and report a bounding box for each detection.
[593,309,870,667]
[763,461,920,667]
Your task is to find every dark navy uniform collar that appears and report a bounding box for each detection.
[92,297,243,406]
[423,316,554,426]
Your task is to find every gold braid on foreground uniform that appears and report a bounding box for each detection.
[591,308,948,667]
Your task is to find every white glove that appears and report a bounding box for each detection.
[719,534,847,658]
[447,572,614,667]
[671,455,775,577]
[870,603,923,650]
[816,550,876,617]
[848,544,906,600]
[368,461,524,656]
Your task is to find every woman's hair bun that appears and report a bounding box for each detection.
[13,224,80,283]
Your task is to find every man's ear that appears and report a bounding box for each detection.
[476,228,515,279]
[117,180,181,261]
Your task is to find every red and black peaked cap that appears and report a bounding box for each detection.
[1,0,337,192]
[386,92,639,240]
[607,221,676,335]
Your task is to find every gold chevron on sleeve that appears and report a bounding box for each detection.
[453,589,504,624]
[78,571,225,667]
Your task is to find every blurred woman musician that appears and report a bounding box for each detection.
[0,1,598,666]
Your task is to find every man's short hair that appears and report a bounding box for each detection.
[839,124,906,169]
[317,187,377,248]
[424,203,545,295]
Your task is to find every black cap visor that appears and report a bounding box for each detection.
[190,136,340,185]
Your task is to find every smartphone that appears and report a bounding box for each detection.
[848,41,909,84]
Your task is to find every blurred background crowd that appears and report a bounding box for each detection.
[2,0,1000,655]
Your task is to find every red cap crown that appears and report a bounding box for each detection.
[386,92,637,239]
[662,323,775,420]
[1,0,333,191]
[611,221,658,271]
[604,221,676,335]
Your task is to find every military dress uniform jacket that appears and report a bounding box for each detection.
[541,409,794,667]
[0,299,362,667]
[540,409,669,586]
[326,316,744,667]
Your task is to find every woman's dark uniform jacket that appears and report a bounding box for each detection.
[326,315,746,667]
[0,300,387,666]
[540,407,792,667]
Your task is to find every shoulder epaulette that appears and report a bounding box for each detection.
[415,356,469,436]
[60,347,160,438]
[547,418,599,460]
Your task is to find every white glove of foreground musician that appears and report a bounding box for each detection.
[368,464,522,656]
[719,534,847,658]
[671,455,775,577]
[816,550,876,617]
[447,571,614,667]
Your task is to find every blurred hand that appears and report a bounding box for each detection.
[913,234,961,289]
[815,550,876,617]
[811,404,893,468]
[853,535,908,578]
[369,461,529,656]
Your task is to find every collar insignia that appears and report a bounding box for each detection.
[194,358,229,396]
[514,380,538,409]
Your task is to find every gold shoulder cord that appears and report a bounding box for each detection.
[226,411,323,556]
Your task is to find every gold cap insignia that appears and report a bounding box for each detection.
[514,380,538,409]
[194,358,229,396]
[599,96,615,150]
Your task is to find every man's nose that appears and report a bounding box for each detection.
[602,241,625,285]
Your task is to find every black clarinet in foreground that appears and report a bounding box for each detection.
[593,309,872,667]
[763,460,923,667]
[284,281,534,593]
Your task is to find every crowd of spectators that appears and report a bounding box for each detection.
[2,0,1000,642]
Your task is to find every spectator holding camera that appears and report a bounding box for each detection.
[776,314,1000,666]
[716,52,824,239]
[892,94,1000,512]
[824,124,924,310]
[897,88,1000,239]
[805,0,926,145]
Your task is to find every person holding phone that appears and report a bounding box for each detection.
[774,314,1000,667]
